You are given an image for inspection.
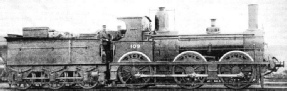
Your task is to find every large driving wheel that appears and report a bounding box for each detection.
[117,51,152,89]
[173,51,207,89]
[219,51,256,89]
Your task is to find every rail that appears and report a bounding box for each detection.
[110,61,271,66]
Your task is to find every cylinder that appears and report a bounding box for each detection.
[155,7,169,31]
[248,4,258,30]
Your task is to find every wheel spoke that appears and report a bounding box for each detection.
[124,74,132,82]
[138,66,146,70]
[193,66,199,70]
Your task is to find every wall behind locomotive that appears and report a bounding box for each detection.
[0,0,286,71]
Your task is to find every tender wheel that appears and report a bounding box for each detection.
[40,71,50,88]
[118,66,152,89]
[117,51,152,89]
[15,80,32,90]
[79,72,99,89]
[26,71,49,88]
[69,71,82,88]
[219,51,256,89]
[48,72,64,89]
[26,72,36,88]
[173,51,207,89]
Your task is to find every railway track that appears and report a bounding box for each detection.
[0,81,287,91]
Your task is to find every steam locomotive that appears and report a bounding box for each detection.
[4,4,284,90]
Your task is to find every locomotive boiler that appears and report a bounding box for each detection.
[3,4,284,90]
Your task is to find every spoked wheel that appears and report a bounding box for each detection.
[219,64,255,89]
[15,80,32,90]
[26,72,36,88]
[117,51,152,89]
[79,72,99,89]
[173,66,207,89]
[173,51,207,89]
[118,65,152,89]
[48,72,64,89]
[219,51,256,89]
[26,71,50,88]
[68,71,82,88]
[40,71,50,88]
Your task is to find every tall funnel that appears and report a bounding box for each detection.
[248,4,258,30]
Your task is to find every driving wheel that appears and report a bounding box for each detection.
[173,51,207,89]
[117,52,152,89]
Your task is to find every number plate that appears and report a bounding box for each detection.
[130,44,141,49]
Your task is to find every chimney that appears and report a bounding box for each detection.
[248,4,258,30]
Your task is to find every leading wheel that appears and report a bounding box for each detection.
[219,51,256,89]
[173,51,207,89]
